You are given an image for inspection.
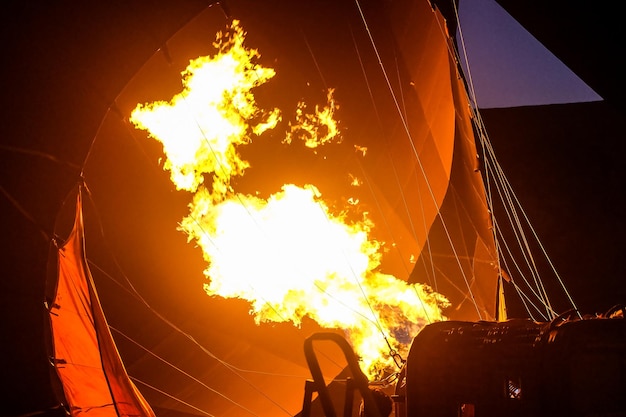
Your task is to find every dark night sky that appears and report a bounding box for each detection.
[457,0,601,109]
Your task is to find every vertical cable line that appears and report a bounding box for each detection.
[451,3,579,318]
[348,25,415,278]
[451,1,543,313]
[477,121,558,318]
[355,0,482,319]
[485,138,579,318]
[452,3,511,316]
[348,25,436,323]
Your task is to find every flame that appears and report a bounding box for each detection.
[284,89,340,148]
[354,145,367,156]
[130,20,280,196]
[131,20,448,379]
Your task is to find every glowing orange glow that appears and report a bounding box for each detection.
[131,20,448,379]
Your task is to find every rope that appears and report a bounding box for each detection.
[80,187,298,416]
[451,0,580,318]
[110,326,260,416]
[355,0,483,319]
[130,377,217,417]
[348,24,439,301]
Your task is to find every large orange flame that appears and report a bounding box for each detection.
[130,20,448,379]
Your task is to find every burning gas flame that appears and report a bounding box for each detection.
[284,88,340,148]
[131,20,448,379]
[131,20,280,196]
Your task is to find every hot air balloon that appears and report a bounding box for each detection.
[1,1,624,416]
